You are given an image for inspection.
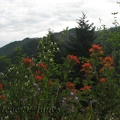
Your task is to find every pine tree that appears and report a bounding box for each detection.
[66,13,96,58]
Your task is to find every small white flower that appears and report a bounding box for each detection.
[70,92,74,96]
[74,96,79,101]
[50,58,53,62]
[51,42,53,45]
[16,71,19,74]
[57,47,59,51]
[25,75,28,79]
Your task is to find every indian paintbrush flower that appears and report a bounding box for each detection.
[0,83,2,90]
[66,55,80,64]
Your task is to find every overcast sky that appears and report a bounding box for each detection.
[0,0,120,47]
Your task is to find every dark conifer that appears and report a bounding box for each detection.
[66,13,96,58]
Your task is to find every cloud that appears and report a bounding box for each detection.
[0,0,120,47]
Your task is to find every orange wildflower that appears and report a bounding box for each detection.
[0,95,6,100]
[103,56,114,66]
[89,44,103,55]
[35,70,40,75]
[72,89,78,94]
[99,65,114,73]
[0,83,2,90]
[35,73,45,81]
[81,62,92,73]
[81,62,92,69]
[80,86,91,91]
[66,82,75,89]
[34,70,45,81]
[36,62,47,70]
[66,55,80,64]
[110,66,114,69]
[22,57,34,66]
[89,44,103,52]
[35,76,43,81]
[100,78,106,83]
[99,67,105,73]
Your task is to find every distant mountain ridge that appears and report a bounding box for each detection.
[0,26,120,58]
[0,38,39,56]
[0,28,76,57]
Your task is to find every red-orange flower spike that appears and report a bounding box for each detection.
[100,78,106,83]
[89,44,103,52]
[81,62,93,74]
[34,70,45,81]
[0,95,6,101]
[35,75,44,81]
[110,66,114,69]
[35,76,42,81]
[0,83,2,90]
[36,62,47,70]
[72,89,78,94]
[35,73,45,80]
[81,62,92,72]
[103,56,114,66]
[35,70,40,75]
[82,62,92,69]
[89,44,103,55]
[22,57,34,66]
[67,55,80,64]
[80,86,91,91]
[99,67,105,73]
[66,82,75,89]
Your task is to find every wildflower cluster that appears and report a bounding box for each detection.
[103,56,114,67]
[66,82,75,89]
[99,56,114,73]
[81,62,92,74]
[34,70,45,81]
[66,55,80,64]
[80,85,91,91]
[0,95,6,101]
[1,41,119,120]
[0,83,6,101]
[0,83,2,90]
[36,62,47,70]
[22,57,34,67]
[89,44,103,56]
[99,77,106,83]
[34,62,47,81]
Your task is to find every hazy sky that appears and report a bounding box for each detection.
[0,0,120,47]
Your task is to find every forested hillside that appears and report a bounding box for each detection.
[0,28,75,56]
[0,26,120,73]
[0,26,120,58]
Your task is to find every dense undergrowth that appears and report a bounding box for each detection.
[0,31,120,120]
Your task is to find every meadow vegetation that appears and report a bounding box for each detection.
[0,12,120,120]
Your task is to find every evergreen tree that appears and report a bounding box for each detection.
[66,13,96,58]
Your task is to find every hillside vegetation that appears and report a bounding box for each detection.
[0,14,120,119]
